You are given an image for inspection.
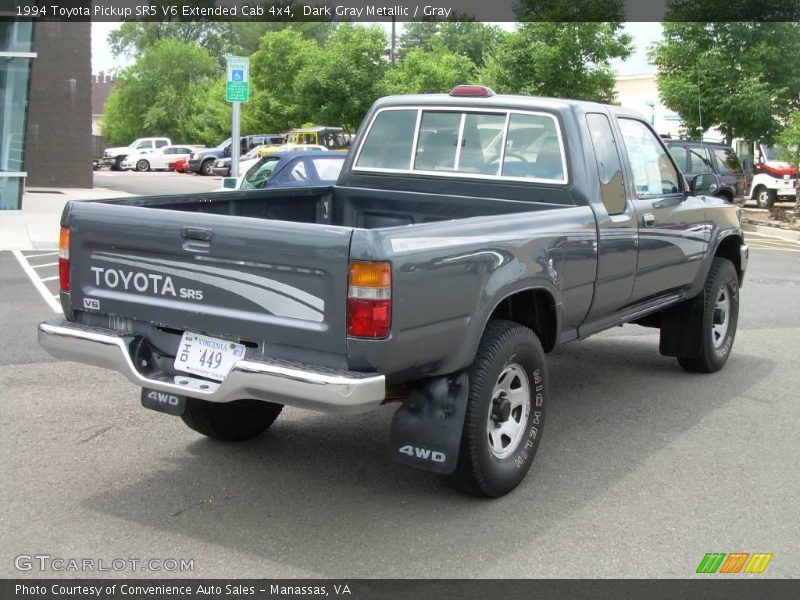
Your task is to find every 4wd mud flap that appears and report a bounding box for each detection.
[389,373,468,475]
[141,388,186,416]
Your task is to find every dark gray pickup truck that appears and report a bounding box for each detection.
[39,86,748,497]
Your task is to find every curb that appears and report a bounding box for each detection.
[743,222,800,242]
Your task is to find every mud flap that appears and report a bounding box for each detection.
[389,373,468,475]
[659,297,704,359]
[141,388,186,416]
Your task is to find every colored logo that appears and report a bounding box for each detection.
[696,552,773,574]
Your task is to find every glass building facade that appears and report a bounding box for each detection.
[0,18,34,209]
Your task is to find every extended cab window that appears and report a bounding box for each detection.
[586,113,626,215]
[155,140,168,148]
[355,108,567,183]
[617,118,681,196]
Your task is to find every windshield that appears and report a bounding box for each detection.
[241,157,280,189]
[216,139,231,151]
[712,147,742,175]
[243,145,265,159]
[763,146,786,161]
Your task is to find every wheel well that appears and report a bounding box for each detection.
[487,289,557,352]
[718,189,733,202]
[714,235,743,283]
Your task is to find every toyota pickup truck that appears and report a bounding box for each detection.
[38,86,748,497]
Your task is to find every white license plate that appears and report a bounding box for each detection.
[174,332,245,382]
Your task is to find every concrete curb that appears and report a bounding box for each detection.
[743,222,800,242]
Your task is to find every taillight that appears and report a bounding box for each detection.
[58,227,70,292]
[347,261,391,338]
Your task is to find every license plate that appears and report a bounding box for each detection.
[174,331,245,381]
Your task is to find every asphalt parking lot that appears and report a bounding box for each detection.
[1,232,799,579]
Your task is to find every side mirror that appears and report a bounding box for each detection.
[691,173,721,196]
[221,177,238,189]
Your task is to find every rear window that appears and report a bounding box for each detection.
[312,158,345,181]
[712,147,743,175]
[355,107,567,183]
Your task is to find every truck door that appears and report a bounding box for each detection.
[616,118,707,302]
[582,112,638,323]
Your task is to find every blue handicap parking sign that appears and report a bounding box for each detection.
[231,69,244,82]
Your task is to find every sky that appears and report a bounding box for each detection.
[91,21,663,77]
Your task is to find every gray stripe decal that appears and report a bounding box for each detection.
[91,254,323,323]
[95,251,324,311]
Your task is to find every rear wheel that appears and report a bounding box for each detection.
[447,320,547,498]
[677,257,739,373]
[111,156,124,171]
[181,398,283,442]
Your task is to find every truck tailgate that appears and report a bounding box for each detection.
[66,202,352,355]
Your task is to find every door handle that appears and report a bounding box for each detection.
[642,213,656,227]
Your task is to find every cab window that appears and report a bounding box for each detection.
[155,140,168,148]
[586,113,626,215]
[617,118,681,196]
[242,157,280,189]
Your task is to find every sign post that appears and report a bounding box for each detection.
[225,56,250,179]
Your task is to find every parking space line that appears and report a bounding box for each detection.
[12,250,63,313]
[40,275,59,281]
[32,261,58,268]
[26,251,59,257]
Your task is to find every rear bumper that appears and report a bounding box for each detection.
[38,319,386,415]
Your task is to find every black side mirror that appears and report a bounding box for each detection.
[691,173,721,196]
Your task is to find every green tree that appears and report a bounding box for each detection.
[247,27,322,132]
[384,47,477,95]
[651,22,800,144]
[102,39,220,145]
[295,24,388,131]
[479,23,631,102]
[776,112,800,216]
[663,0,799,21]
[399,18,500,67]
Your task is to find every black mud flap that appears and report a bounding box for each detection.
[389,373,468,475]
[140,388,186,416]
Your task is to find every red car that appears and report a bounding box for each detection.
[169,158,195,173]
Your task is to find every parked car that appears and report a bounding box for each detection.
[121,145,203,172]
[101,137,171,171]
[168,157,188,172]
[211,144,268,177]
[189,135,284,176]
[665,140,747,205]
[287,126,350,151]
[222,151,346,190]
[39,86,748,498]
[256,143,329,157]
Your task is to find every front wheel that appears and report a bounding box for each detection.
[677,257,740,373]
[136,159,150,172]
[201,159,214,176]
[446,320,547,498]
[754,185,776,209]
[181,398,283,442]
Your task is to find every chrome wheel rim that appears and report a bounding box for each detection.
[486,364,530,459]
[712,287,731,348]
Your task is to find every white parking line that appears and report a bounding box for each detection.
[12,250,63,313]
[40,275,59,281]
[32,261,58,268]
[26,251,59,257]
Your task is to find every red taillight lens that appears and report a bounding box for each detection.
[58,227,70,292]
[347,261,391,338]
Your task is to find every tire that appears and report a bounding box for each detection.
[677,257,739,373]
[447,320,547,498]
[111,156,124,171]
[136,159,150,172]
[754,185,776,209]
[181,398,283,442]
[201,159,214,176]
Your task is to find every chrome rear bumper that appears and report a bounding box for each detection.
[38,319,385,415]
